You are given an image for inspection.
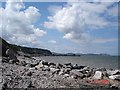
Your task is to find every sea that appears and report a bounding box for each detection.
[34,55,119,69]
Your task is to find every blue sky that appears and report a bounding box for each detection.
[0,0,119,55]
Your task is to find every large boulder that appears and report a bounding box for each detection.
[93,71,103,79]
[5,48,19,64]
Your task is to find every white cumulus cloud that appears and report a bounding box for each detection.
[0,0,46,46]
[44,1,118,43]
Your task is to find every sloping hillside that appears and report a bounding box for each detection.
[0,37,52,56]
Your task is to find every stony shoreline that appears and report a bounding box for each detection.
[0,56,120,89]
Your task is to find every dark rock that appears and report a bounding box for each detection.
[1,81,8,90]
[64,63,72,66]
[27,81,35,89]
[96,68,106,72]
[27,71,32,76]
[42,61,49,66]
[64,68,71,74]
[49,62,56,66]
[6,48,17,60]
[56,63,63,69]
[72,65,85,69]
[30,62,39,67]
[2,57,9,63]
[20,61,27,66]
[9,59,19,64]
[110,84,119,89]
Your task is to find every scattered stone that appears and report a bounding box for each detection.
[2,57,9,63]
[20,61,27,66]
[26,71,32,76]
[96,68,106,72]
[63,74,69,78]
[6,48,17,61]
[107,70,120,75]
[1,55,120,89]
[30,62,39,67]
[35,63,44,70]
[42,61,49,66]
[64,63,72,66]
[70,70,84,79]
[93,71,103,79]
[56,63,63,69]
[59,69,64,75]
[50,68,60,74]
[42,67,50,71]
[72,65,85,69]
[110,84,119,89]
[48,62,56,66]
[109,75,120,81]
[1,81,8,90]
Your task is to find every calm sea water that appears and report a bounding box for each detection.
[35,56,119,69]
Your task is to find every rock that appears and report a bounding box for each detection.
[70,70,84,79]
[110,84,119,89]
[29,67,36,71]
[109,75,120,81]
[42,67,50,71]
[107,70,120,75]
[0,74,3,84]
[59,69,64,75]
[35,63,44,70]
[50,68,60,74]
[64,68,71,74]
[2,57,9,63]
[1,81,8,90]
[49,65,56,68]
[93,71,103,79]
[42,61,49,66]
[6,48,18,61]
[63,74,69,78]
[24,79,35,90]
[72,65,85,69]
[9,59,19,64]
[26,71,32,76]
[64,63,72,66]
[30,62,39,67]
[48,62,56,66]
[56,63,63,69]
[96,68,106,72]
[20,61,27,66]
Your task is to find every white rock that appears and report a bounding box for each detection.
[109,75,120,80]
[35,63,44,69]
[107,70,120,75]
[44,65,49,68]
[63,74,69,78]
[93,71,103,79]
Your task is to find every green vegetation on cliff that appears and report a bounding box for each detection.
[0,37,52,56]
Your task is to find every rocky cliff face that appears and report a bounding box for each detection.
[0,37,52,56]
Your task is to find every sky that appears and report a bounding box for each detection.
[0,0,119,55]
